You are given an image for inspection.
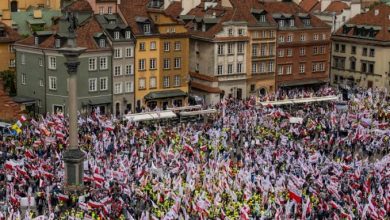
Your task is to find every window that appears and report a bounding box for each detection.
[114,32,120,40]
[286,65,292,74]
[361,61,375,74]
[260,62,265,73]
[269,44,274,56]
[125,64,133,75]
[261,31,267,38]
[252,63,257,73]
[114,48,122,58]
[38,58,43,66]
[278,49,284,57]
[369,48,375,57]
[299,63,305,73]
[252,45,258,56]
[259,15,266,23]
[174,58,181,69]
[48,56,56,69]
[21,53,25,65]
[228,28,233,36]
[227,43,234,54]
[300,34,306,42]
[164,42,170,52]
[238,29,244,36]
[319,46,325,54]
[237,43,244,54]
[163,76,170,88]
[321,33,326,40]
[100,77,108,91]
[55,39,61,48]
[174,75,180,87]
[313,47,318,55]
[139,59,146,70]
[163,59,170,69]
[21,73,26,85]
[362,48,367,56]
[287,35,293,42]
[303,19,310,26]
[313,34,319,40]
[99,39,106,48]
[268,61,274,72]
[333,56,346,69]
[149,77,157,88]
[278,20,285,27]
[300,48,305,56]
[174,41,181,51]
[228,64,233,74]
[108,6,112,14]
[287,49,292,57]
[34,37,39,45]
[150,41,156,50]
[139,42,145,51]
[39,80,44,87]
[125,47,133,57]
[89,58,97,71]
[125,81,134,93]
[49,76,57,90]
[114,66,122,76]
[126,31,131,39]
[9,59,15,68]
[99,7,104,14]
[150,58,157,70]
[279,35,285,43]
[270,31,275,38]
[341,44,346,53]
[114,82,122,94]
[217,44,224,55]
[350,60,356,71]
[217,65,223,75]
[278,65,283,75]
[351,46,356,54]
[289,19,294,27]
[138,78,145,89]
[143,24,151,34]
[260,44,266,56]
[100,57,108,69]
[237,63,243,73]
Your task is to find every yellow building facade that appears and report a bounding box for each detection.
[0,0,61,12]
[134,11,189,110]
[0,22,20,71]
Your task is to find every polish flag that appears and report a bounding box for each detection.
[16,167,27,176]
[57,193,69,201]
[200,145,207,152]
[288,188,302,203]
[56,131,65,139]
[83,175,93,182]
[183,144,194,154]
[93,173,105,182]
[88,201,103,208]
[105,125,115,132]
[25,149,35,159]
[4,160,17,170]
[79,202,89,211]
[20,115,27,122]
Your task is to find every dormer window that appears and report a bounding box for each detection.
[143,24,151,34]
[125,31,131,39]
[238,29,244,36]
[99,39,106,48]
[55,38,61,48]
[259,15,266,23]
[228,28,233,36]
[289,19,294,27]
[108,7,113,14]
[278,20,285,27]
[34,36,39,45]
[114,31,120,40]
[303,19,310,26]
[0,29,5,37]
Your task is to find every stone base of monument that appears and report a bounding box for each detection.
[63,149,85,193]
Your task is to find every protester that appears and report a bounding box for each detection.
[0,86,389,220]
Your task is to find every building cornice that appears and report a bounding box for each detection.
[331,35,390,46]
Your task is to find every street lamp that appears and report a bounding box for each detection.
[59,12,86,192]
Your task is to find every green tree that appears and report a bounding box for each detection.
[0,69,17,96]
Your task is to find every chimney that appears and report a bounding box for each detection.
[180,0,201,15]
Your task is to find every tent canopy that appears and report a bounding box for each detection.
[124,110,177,122]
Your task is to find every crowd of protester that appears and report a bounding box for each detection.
[0,86,389,220]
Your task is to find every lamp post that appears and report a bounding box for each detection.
[59,12,86,192]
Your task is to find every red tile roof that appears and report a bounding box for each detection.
[191,81,222,93]
[65,0,93,12]
[299,0,320,13]
[334,3,390,41]
[190,71,218,82]
[165,1,183,19]
[119,0,151,36]
[0,22,21,43]
[324,1,350,14]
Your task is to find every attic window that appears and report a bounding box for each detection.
[126,31,131,39]
[34,36,39,45]
[0,29,5,37]
[55,39,61,48]
[259,15,266,23]
[303,19,310,26]
[374,9,379,16]
[114,31,120,40]
[228,28,233,36]
[143,24,151,34]
[99,39,106,48]
[108,7,113,14]
[289,19,294,27]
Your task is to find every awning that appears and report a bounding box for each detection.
[279,79,328,87]
[144,89,187,101]
[179,109,217,116]
[12,96,36,105]
[124,110,177,122]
